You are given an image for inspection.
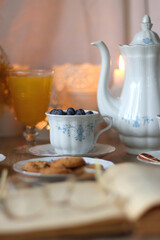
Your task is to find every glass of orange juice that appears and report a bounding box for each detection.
[8,69,54,152]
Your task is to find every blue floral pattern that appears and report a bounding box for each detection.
[75,125,85,141]
[122,116,154,128]
[56,123,94,141]
[143,38,152,44]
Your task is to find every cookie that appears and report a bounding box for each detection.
[73,163,104,176]
[84,164,104,170]
[51,157,86,169]
[40,167,72,174]
[77,172,95,179]
[22,158,103,178]
[23,161,51,173]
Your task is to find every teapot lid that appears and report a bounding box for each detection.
[130,15,160,45]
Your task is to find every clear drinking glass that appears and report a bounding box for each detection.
[8,69,54,153]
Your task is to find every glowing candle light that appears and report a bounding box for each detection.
[113,55,125,85]
[111,55,125,97]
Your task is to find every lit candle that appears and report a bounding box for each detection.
[111,55,125,97]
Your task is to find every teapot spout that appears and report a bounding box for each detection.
[91,41,119,125]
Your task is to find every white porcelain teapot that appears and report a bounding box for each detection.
[92,15,160,154]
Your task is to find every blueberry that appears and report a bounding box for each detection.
[86,111,94,115]
[67,107,76,115]
[75,109,86,115]
[50,108,66,115]
[50,108,57,115]
[56,109,66,115]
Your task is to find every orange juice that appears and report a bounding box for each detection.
[8,71,53,126]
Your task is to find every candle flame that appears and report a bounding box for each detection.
[46,125,50,130]
[119,55,125,71]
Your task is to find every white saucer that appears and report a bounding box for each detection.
[137,150,160,166]
[13,156,114,179]
[0,153,5,162]
[29,143,116,158]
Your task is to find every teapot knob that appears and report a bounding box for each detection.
[141,15,153,31]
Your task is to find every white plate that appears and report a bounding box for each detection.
[137,151,160,166]
[29,143,116,158]
[13,156,114,179]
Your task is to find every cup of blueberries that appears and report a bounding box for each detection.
[46,107,112,155]
[50,108,93,116]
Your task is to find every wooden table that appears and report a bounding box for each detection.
[0,128,150,240]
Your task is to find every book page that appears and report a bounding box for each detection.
[0,181,131,237]
[99,162,160,221]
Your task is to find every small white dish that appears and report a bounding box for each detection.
[137,151,160,166]
[13,156,114,179]
[29,143,116,158]
[0,153,6,162]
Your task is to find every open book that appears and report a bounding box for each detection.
[1,162,160,238]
